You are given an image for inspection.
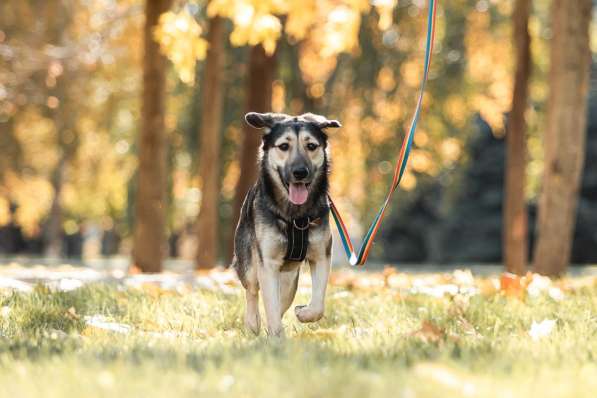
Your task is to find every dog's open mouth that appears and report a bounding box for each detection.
[289,182,309,205]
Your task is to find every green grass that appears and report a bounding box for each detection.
[1,278,596,397]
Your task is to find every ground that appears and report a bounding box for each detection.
[0,264,596,397]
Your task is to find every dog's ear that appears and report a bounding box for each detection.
[300,113,342,129]
[244,112,289,130]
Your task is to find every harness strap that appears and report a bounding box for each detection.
[328,0,438,266]
[284,217,310,261]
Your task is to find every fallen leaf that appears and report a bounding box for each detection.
[128,264,142,275]
[57,278,84,292]
[452,269,475,285]
[500,272,524,298]
[528,319,556,341]
[526,274,552,298]
[65,306,80,320]
[84,315,132,334]
[548,287,565,301]
[478,277,500,296]
[411,320,445,343]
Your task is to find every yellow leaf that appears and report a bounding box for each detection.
[154,10,208,85]
[373,0,397,30]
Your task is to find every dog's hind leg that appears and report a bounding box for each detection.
[279,265,300,317]
[243,267,261,335]
[244,288,260,335]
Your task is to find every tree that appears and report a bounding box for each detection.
[0,0,144,249]
[196,16,226,269]
[44,100,79,258]
[229,45,276,250]
[33,1,81,258]
[42,2,75,258]
[503,0,531,275]
[533,0,592,276]
[133,0,173,273]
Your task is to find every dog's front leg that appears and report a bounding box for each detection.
[295,252,331,323]
[258,261,284,337]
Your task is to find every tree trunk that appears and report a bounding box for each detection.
[42,0,73,259]
[227,45,276,260]
[196,16,225,270]
[45,155,66,258]
[533,0,592,276]
[503,0,531,275]
[133,0,172,273]
[44,115,78,258]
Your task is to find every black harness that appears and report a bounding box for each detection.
[282,216,321,262]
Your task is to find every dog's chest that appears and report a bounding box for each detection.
[255,221,329,262]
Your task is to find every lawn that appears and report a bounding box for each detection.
[0,267,596,398]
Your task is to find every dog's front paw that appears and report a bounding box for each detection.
[294,305,324,323]
[244,310,261,335]
[267,327,285,339]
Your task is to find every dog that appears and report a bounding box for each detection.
[232,112,341,337]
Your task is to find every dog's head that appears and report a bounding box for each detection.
[245,112,341,206]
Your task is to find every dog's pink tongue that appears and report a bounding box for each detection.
[289,183,308,205]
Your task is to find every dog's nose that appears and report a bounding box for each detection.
[292,167,309,180]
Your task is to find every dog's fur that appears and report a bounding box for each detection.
[232,112,341,336]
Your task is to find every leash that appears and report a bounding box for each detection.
[328,0,438,266]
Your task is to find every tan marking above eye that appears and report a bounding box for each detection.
[298,129,320,146]
[274,131,296,147]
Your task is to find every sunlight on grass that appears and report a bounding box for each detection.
[0,275,596,397]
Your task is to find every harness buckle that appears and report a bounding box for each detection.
[292,218,311,231]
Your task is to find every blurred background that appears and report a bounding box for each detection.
[0,0,595,274]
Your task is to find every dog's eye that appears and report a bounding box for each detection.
[306,143,319,151]
[278,143,290,151]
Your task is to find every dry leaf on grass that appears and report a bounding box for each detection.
[65,306,80,320]
[500,272,525,298]
[478,278,500,296]
[528,319,556,341]
[84,315,132,334]
[128,264,142,275]
[411,320,445,343]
